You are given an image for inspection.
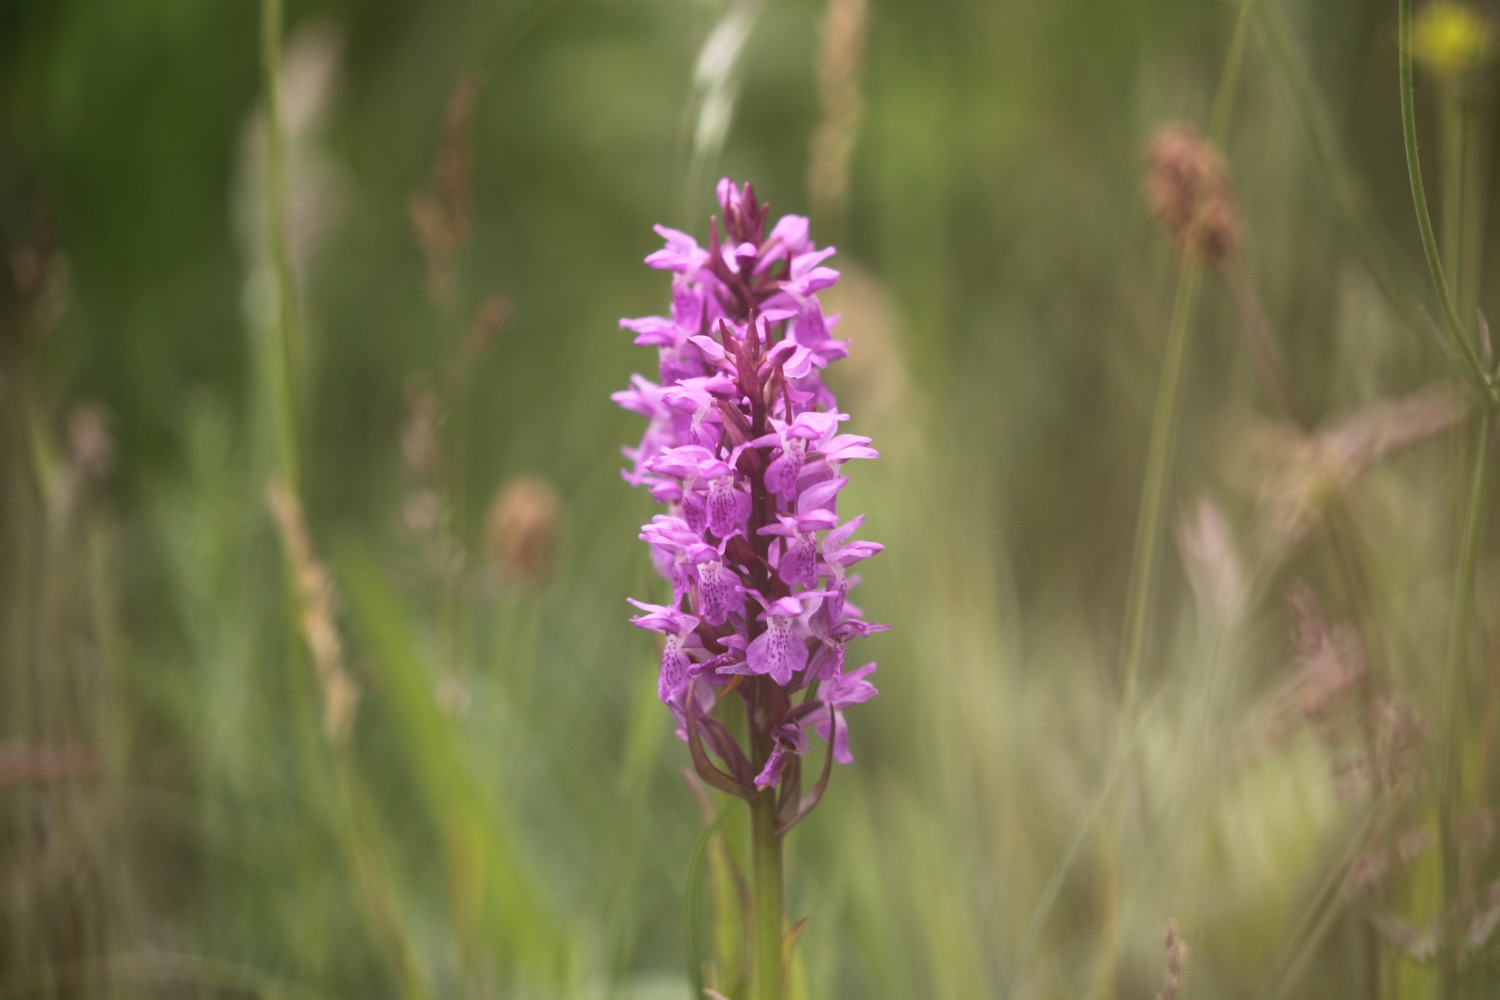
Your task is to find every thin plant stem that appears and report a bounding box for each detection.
[334,759,431,998]
[260,0,327,965]
[1252,2,1426,346]
[1478,628,1500,805]
[1207,0,1256,146]
[686,798,737,1000]
[1005,688,1167,1000]
[1439,407,1492,996]
[1099,260,1202,998]
[1407,7,1499,988]
[1440,93,1465,305]
[1120,261,1203,723]
[1220,247,1405,686]
[1223,234,1403,1000]
[1255,802,1385,1000]
[749,721,784,1000]
[1398,0,1486,385]
[1458,107,1487,340]
[1221,260,1308,428]
[261,0,303,493]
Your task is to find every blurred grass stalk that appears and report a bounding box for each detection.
[336,551,568,985]
[1093,0,1292,977]
[1117,262,1204,736]
[1258,7,1411,325]
[259,0,303,495]
[1097,0,1251,971]
[2,138,118,994]
[680,0,763,223]
[1399,0,1485,380]
[256,8,574,991]
[1401,0,1496,993]
[1438,405,1490,998]
[1100,258,1202,997]
[256,3,434,992]
[808,0,869,231]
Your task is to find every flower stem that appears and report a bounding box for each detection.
[1439,91,1465,307]
[1398,0,1485,383]
[749,723,784,1000]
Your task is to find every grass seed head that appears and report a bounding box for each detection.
[1145,124,1239,266]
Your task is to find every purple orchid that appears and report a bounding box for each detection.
[759,510,840,588]
[626,599,701,705]
[616,180,885,830]
[811,662,878,763]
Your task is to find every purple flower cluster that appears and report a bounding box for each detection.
[615,180,885,819]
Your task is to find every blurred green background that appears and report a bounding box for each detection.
[4,0,1500,996]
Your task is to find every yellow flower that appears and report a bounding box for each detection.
[1412,1,1496,81]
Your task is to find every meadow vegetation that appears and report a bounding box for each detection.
[3,0,1499,996]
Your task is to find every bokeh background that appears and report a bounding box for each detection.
[4,0,1500,997]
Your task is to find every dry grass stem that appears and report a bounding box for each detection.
[400,381,443,487]
[1220,261,1307,426]
[267,479,360,745]
[809,0,870,222]
[411,74,480,308]
[442,294,510,394]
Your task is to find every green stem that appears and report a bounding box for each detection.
[1440,92,1465,306]
[1250,3,1423,345]
[1456,95,1487,357]
[1222,261,1307,428]
[1102,259,1202,998]
[1440,407,1491,997]
[261,0,302,493]
[1120,262,1203,723]
[686,798,737,1000]
[749,725,784,1000]
[1207,0,1255,146]
[1398,0,1485,384]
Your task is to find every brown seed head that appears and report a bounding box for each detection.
[1159,919,1186,1000]
[68,403,115,484]
[1145,124,1240,265]
[410,74,480,308]
[400,380,442,485]
[485,475,560,585]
